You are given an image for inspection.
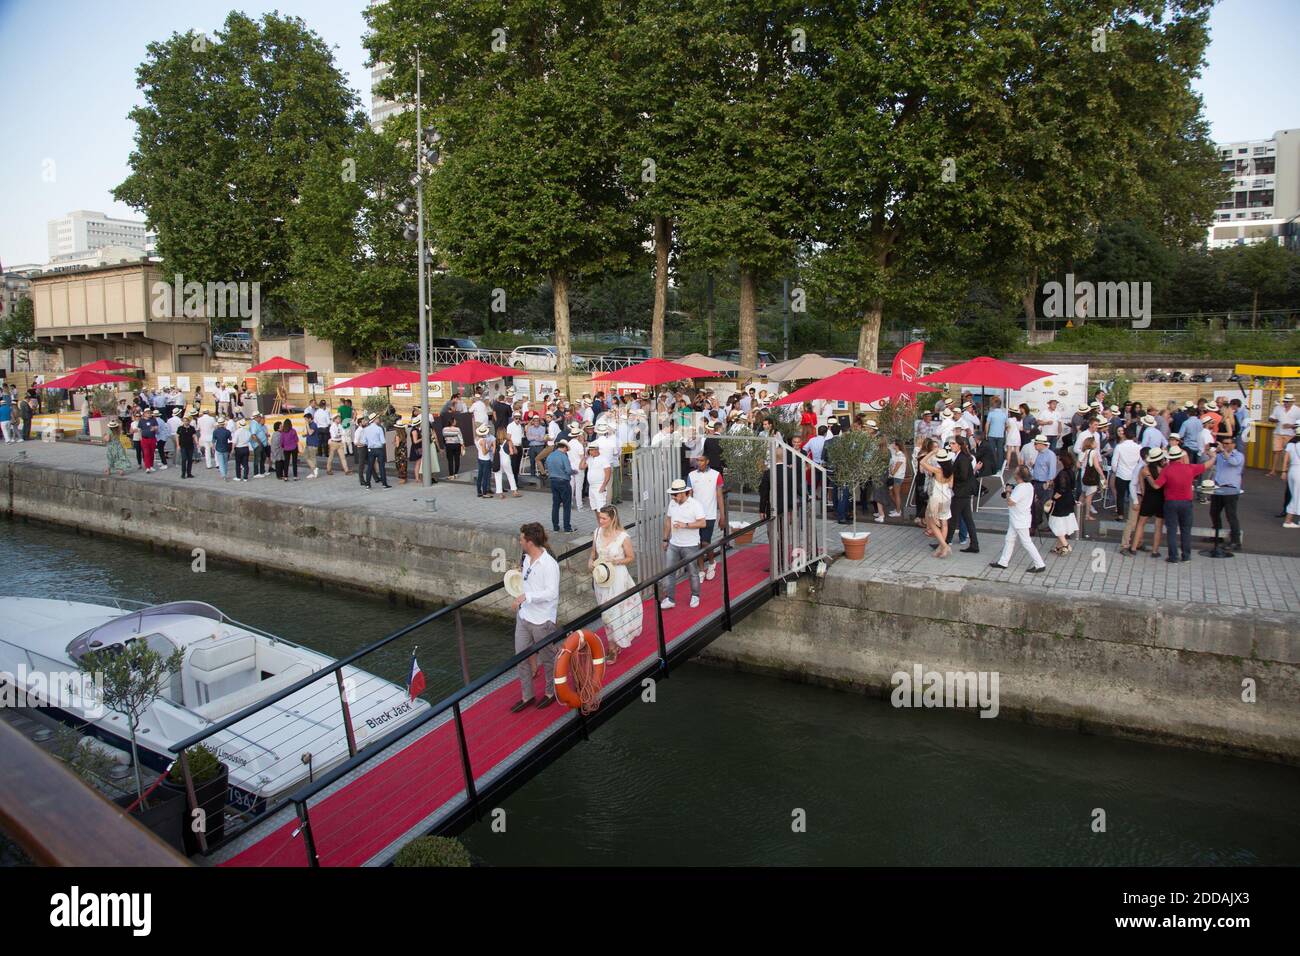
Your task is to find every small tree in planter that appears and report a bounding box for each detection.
[79,640,184,810]
[362,394,397,428]
[873,398,918,449]
[163,743,229,855]
[825,430,889,559]
[721,427,768,543]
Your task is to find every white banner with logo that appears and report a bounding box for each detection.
[1008,364,1089,417]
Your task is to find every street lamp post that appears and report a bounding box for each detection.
[414,51,432,487]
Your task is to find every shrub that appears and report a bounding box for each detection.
[825,430,889,531]
[392,836,472,867]
[167,744,223,785]
[721,427,768,520]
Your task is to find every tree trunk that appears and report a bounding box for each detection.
[738,267,758,371]
[553,270,571,398]
[856,298,883,372]
[1022,269,1038,335]
[129,723,147,810]
[651,216,669,358]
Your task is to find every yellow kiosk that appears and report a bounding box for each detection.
[1233,364,1300,470]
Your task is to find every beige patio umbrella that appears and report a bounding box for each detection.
[677,352,751,376]
[760,353,853,382]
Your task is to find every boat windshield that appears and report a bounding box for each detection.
[66,601,224,662]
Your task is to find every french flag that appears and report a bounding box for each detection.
[406,651,426,700]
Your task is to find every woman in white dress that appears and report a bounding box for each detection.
[923,448,955,558]
[1004,412,1022,470]
[1282,438,1300,528]
[588,506,643,663]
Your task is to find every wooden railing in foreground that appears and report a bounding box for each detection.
[0,719,189,867]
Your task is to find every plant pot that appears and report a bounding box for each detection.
[115,787,186,856]
[840,530,870,560]
[160,763,229,855]
[729,519,754,546]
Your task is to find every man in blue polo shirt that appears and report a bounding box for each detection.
[1209,434,1244,551]
[1028,434,1057,534]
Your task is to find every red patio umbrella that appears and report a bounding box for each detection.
[325,366,422,390]
[917,356,1052,390]
[248,357,311,373]
[69,359,142,373]
[772,368,936,407]
[427,359,519,384]
[591,357,715,387]
[35,370,137,389]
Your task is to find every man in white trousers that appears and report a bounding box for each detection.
[989,465,1047,573]
[197,409,217,468]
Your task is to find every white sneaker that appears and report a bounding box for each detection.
[873,515,885,523]
[146,467,154,473]
[308,471,318,479]
[660,597,676,609]
[689,596,701,608]
[888,510,901,517]
[158,464,168,470]
[706,562,717,581]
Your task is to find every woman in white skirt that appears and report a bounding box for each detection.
[1004,412,1022,470]
[589,505,643,663]
[1047,449,1079,554]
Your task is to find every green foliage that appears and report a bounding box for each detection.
[286,126,418,357]
[1107,376,1133,409]
[167,744,223,785]
[114,12,361,319]
[721,428,768,517]
[51,724,121,789]
[872,400,917,449]
[88,386,120,416]
[392,835,471,868]
[825,430,889,530]
[0,297,43,352]
[79,640,184,806]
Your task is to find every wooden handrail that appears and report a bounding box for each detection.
[0,720,189,867]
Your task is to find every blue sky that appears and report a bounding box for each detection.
[1,0,1298,267]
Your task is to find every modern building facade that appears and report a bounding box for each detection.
[368,0,406,129]
[30,262,209,374]
[1208,129,1300,248]
[47,210,149,260]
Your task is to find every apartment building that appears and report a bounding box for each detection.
[1207,128,1300,249]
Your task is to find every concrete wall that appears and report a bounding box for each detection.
[3,459,593,623]
[703,568,1300,764]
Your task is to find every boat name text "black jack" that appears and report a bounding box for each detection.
[365,701,414,730]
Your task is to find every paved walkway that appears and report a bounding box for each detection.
[828,521,1300,613]
[5,438,1298,613]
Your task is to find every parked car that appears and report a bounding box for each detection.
[588,345,652,371]
[508,345,561,371]
[1189,372,1215,383]
[428,336,490,361]
[711,349,777,368]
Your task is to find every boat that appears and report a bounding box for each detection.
[0,595,431,818]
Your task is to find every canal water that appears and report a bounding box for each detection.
[8,517,1300,866]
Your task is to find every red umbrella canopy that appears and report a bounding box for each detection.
[917,356,1052,390]
[772,368,936,407]
[70,359,141,373]
[248,356,310,373]
[427,359,519,384]
[591,357,714,386]
[326,366,421,390]
[36,370,137,389]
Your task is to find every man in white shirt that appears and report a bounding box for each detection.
[1039,399,1061,449]
[804,425,829,464]
[510,523,561,712]
[937,408,957,446]
[959,402,980,435]
[1110,424,1142,519]
[470,392,490,430]
[197,410,217,468]
[651,419,676,448]
[1268,393,1300,477]
[565,433,585,509]
[586,444,611,510]
[595,423,620,500]
[311,401,332,477]
[212,384,230,417]
[990,466,1047,572]
[661,478,706,609]
[688,454,725,582]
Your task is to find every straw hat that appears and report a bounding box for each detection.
[668,478,690,495]
[1166,446,1184,460]
[1090,401,1103,409]
[1200,415,1215,424]
[940,409,954,419]
[1140,415,1156,426]
[1284,393,1295,402]
[1147,448,1166,462]
[1033,435,1048,445]
[410,415,423,427]
[108,419,121,429]
[503,569,524,597]
[1200,478,1217,490]
[591,559,614,587]
[1108,405,1119,413]
[1183,400,1196,409]
[865,419,879,429]
[933,449,953,462]
[1077,404,1091,413]
[475,423,490,436]
[217,416,227,425]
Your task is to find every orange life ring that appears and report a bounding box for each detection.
[553,629,606,709]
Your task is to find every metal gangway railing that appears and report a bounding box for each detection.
[281,515,775,866]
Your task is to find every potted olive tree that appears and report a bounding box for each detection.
[392,835,473,867]
[826,430,889,559]
[721,427,768,545]
[87,386,120,442]
[161,743,230,855]
[79,640,187,852]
